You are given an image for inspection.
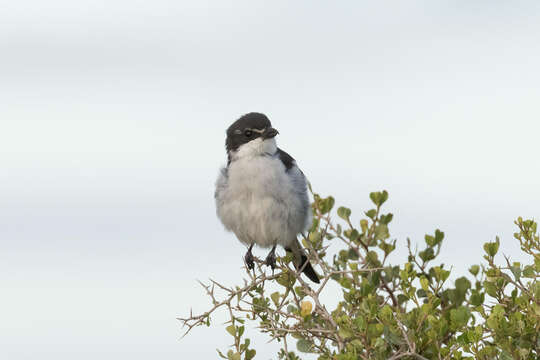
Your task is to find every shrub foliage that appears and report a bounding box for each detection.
[179,191,539,359]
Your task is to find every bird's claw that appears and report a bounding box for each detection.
[265,251,276,270]
[244,248,255,270]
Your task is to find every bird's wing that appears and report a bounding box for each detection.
[276,147,312,232]
[277,147,309,180]
[276,147,295,172]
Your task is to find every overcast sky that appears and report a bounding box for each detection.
[1,1,539,359]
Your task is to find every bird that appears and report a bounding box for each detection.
[215,112,320,283]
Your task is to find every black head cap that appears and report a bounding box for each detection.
[225,112,272,153]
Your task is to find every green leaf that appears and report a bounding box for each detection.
[383,325,403,345]
[226,325,236,337]
[378,240,396,256]
[245,349,256,360]
[419,247,435,262]
[523,265,535,278]
[277,271,295,288]
[420,277,429,291]
[339,277,352,289]
[434,229,444,243]
[252,297,269,313]
[369,190,389,207]
[344,229,359,242]
[424,230,443,247]
[347,248,359,260]
[366,251,381,267]
[369,192,380,206]
[308,231,322,246]
[374,224,389,241]
[270,292,280,306]
[337,206,351,221]
[470,290,485,306]
[433,266,450,282]
[360,219,368,233]
[365,209,377,219]
[510,262,521,280]
[484,281,497,297]
[380,190,389,204]
[483,237,500,257]
[380,213,393,224]
[227,350,241,360]
[469,265,480,276]
[380,305,393,321]
[294,286,306,298]
[425,235,436,247]
[450,306,470,329]
[287,305,297,314]
[397,294,409,305]
[455,277,471,294]
[297,339,314,353]
[367,323,384,337]
[309,217,319,233]
[318,196,335,214]
[338,328,353,340]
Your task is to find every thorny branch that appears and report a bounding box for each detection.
[179,193,539,360]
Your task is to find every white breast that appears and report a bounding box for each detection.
[215,143,311,248]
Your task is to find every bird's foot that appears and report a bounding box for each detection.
[244,244,255,270]
[264,245,277,270]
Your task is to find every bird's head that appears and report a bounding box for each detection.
[225,112,279,162]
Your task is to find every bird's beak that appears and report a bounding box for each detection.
[262,127,279,139]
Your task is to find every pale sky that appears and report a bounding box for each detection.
[1,1,539,359]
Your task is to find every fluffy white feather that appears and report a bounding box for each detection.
[215,138,311,248]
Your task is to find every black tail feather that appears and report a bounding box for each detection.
[284,246,320,283]
[299,255,320,283]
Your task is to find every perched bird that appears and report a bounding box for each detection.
[215,112,320,283]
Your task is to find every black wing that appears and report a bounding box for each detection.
[276,148,295,171]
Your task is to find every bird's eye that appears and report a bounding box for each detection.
[244,129,253,137]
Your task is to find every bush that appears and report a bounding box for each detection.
[179,191,539,360]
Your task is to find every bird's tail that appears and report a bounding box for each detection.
[286,239,320,283]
